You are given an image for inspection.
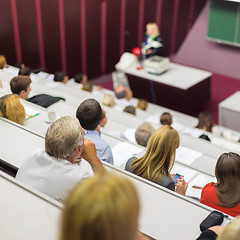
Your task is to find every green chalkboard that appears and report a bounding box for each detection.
[208,1,240,45]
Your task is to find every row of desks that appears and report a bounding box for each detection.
[0,66,234,239]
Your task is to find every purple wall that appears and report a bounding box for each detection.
[173,2,240,80]
[0,0,206,78]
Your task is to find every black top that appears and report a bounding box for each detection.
[142,34,163,58]
[196,230,217,240]
[125,157,175,191]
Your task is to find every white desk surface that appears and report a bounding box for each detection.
[0,118,44,168]
[180,134,226,159]
[0,68,199,128]
[1,160,229,240]
[219,91,240,112]
[104,163,231,240]
[0,171,61,240]
[125,62,212,90]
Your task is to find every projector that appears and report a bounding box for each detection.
[143,56,170,75]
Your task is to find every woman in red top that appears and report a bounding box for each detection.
[200,152,240,217]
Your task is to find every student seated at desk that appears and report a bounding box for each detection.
[16,116,104,201]
[135,122,155,147]
[196,111,213,133]
[115,85,132,100]
[54,71,69,84]
[82,82,93,92]
[102,94,115,107]
[60,173,149,240]
[124,105,136,116]
[0,54,7,69]
[0,94,25,125]
[125,125,188,195]
[74,72,88,85]
[160,112,172,126]
[10,75,65,108]
[18,66,32,76]
[136,99,148,111]
[200,152,240,217]
[76,99,114,165]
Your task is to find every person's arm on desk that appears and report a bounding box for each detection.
[197,226,223,240]
[81,138,105,173]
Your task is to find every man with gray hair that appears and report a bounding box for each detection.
[135,122,155,147]
[16,116,104,201]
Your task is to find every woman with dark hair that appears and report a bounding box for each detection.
[196,111,213,133]
[200,152,240,217]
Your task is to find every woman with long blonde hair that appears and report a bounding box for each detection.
[0,94,25,125]
[0,55,7,69]
[60,173,148,240]
[125,125,187,195]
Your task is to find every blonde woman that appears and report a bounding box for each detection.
[102,94,115,107]
[0,94,25,125]
[125,125,188,195]
[136,99,148,111]
[60,173,149,240]
[0,55,7,69]
[142,22,162,58]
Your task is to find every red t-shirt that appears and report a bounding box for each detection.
[200,182,240,217]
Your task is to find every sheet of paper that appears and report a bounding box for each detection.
[46,74,54,81]
[182,127,208,138]
[4,66,19,75]
[45,81,60,88]
[175,146,202,166]
[170,165,197,182]
[23,105,39,119]
[36,71,49,79]
[123,128,137,144]
[171,121,185,132]
[112,142,143,167]
[113,105,125,112]
[29,74,40,83]
[146,112,162,125]
[186,174,216,200]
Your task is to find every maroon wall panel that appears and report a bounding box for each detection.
[16,0,39,68]
[41,0,61,73]
[194,0,207,22]
[0,0,207,77]
[64,0,81,77]
[0,0,16,64]
[85,0,101,78]
[125,0,140,52]
[174,0,191,52]
[143,0,157,27]
[161,0,174,56]
[106,0,121,72]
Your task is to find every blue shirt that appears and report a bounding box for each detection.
[86,130,114,165]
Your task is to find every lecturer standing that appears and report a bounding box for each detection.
[142,22,162,58]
